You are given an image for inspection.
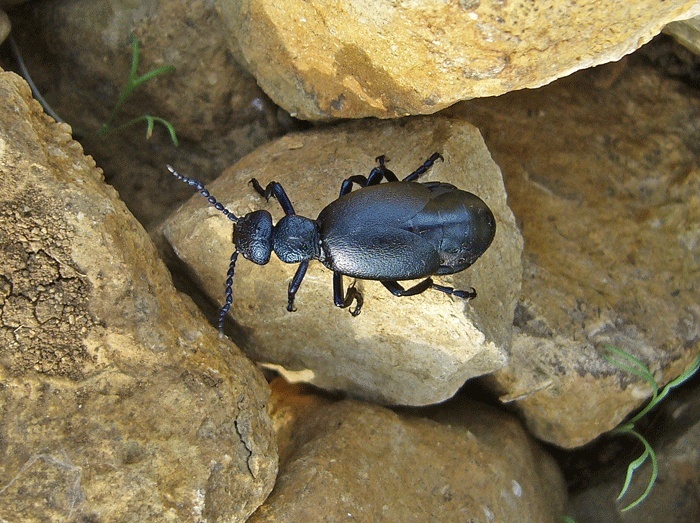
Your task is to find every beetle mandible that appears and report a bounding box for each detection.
[168,152,496,333]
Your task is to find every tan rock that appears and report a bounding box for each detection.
[217,0,700,120]
[250,379,567,522]
[0,68,277,522]
[453,56,700,448]
[162,116,522,406]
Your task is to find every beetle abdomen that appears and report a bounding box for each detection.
[407,182,496,274]
[318,181,495,281]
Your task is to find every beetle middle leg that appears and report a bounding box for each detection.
[333,272,363,316]
[381,279,477,300]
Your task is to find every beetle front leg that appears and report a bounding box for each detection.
[333,272,363,316]
[287,260,309,312]
[250,179,296,216]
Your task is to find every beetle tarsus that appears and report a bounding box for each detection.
[402,152,444,182]
[430,283,477,301]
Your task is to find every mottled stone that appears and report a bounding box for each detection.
[0,68,277,522]
[216,0,700,120]
[162,116,522,406]
[249,379,567,522]
[453,55,700,447]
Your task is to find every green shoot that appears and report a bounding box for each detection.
[602,345,700,512]
[98,35,178,145]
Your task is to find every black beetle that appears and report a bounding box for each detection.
[168,152,496,332]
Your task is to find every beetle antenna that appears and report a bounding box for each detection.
[167,165,238,222]
[218,251,239,335]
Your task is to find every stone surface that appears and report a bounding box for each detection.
[217,0,700,120]
[162,116,522,406]
[249,379,567,522]
[6,0,291,229]
[0,68,277,522]
[452,55,700,448]
[664,15,700,55]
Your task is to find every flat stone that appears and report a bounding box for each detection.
[162,116,522,406]
[217,0,700,119]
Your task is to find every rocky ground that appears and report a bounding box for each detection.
[1,1,698,521]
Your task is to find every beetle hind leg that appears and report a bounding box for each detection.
[402,152,444,182]
[382,279,477,300]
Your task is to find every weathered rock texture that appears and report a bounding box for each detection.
[454,56,700,448]
[162,116,522,406]
[250,379,567,522]
[217,0,700,120]
[0,69,277,522]
[7,0,289,229]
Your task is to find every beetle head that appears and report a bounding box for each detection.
[234,210,273,265]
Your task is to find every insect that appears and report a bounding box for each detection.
[168,152,496,332]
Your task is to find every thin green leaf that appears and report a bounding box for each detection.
[100,35,177,142]
[131,65,176,89]
[602,345,657,396]
[617,429,658,512]
[129,34,141,82]
[656,355,700,404]
[145,117,155,140]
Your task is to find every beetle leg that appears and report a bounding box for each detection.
[381,279,476,300]
[431,283,477,300]
[339,175,369,197]
[402,152,444,182]
[287,260,309,312]
[333,272,363,316]
[250,179,296,216]
[367,155,398,185]
[381,278,434,297]
[218,251,239,335]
